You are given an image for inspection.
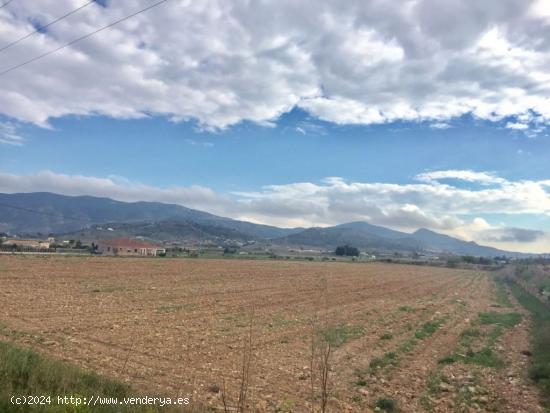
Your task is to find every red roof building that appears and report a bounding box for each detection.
[96,238,165,256]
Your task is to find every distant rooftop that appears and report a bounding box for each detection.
[96,237,160,249]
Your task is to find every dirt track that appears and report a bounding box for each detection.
[0,256,543,412]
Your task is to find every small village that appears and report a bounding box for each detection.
[0,235,166,256]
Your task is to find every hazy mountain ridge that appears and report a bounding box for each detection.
[0,192,297,239]
[0,192,527,256]
[410,228,508,257]
[274,223,517,257]
[273,225,428,252]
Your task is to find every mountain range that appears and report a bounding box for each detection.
[0,192,525,257]
[0,192,298,238]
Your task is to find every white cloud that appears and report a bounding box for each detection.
[506,122,529,130]
[415,170,506,185]
[0,122,24,145]
[234,175,550,228]
[1,0,550,130]
[184,138,214,147]
[450,218,550,253]
[429,122,451,129]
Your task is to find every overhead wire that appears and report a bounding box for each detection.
[0,0,97,53]
[0,0,15,10]
[0,0,169,77]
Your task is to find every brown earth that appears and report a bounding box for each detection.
[0,256,544,412]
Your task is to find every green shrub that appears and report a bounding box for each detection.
[354,378,367,386]
[375,397,398,412]
[369,352,398,372]
[438,354,458,365]
[530,364,550,383]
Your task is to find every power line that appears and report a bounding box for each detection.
[0,0,15,10]
[0,0,169,77]
[0,0,97,53]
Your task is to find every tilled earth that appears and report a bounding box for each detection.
[0,256,544,412]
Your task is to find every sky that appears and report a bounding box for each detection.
[1,0,550,253]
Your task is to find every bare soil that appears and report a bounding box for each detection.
[0,256,544,412]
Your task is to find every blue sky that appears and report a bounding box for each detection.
[1,0,550,252]
[2,110,548,191]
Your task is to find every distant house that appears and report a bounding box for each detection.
[96,238,165,256]
[3,238,50,249]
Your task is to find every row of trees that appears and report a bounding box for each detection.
[334,244,359,257]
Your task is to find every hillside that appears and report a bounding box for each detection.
[410,228,511,257]
[62,219,253,245]
[273,222,520,257]
[0,192,298,239]
[273,225,427,252]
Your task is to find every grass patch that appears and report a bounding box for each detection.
[509,283,550,406]
[460,328,481,339]
[454,372,484,410]
[426,371,448,395]
[396,338,417,354]
[0,341,202,412]
[478,311,522,328]
[379,333,393,340]
[462,346,504,368]
[438,354,458,365]
[398,305,414,312]
[354,378,367,386]
[0,341,138,412]
[420,395,433,412]
[437,309,516,369]
[369,352,398,373]
[486,326,504,346]
[493,279,514,308]
[352,367,369,386]
[395,317,447,355]
[414,318,445,340]
[322,324,364,347]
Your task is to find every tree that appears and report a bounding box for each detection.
[335,245,359,257]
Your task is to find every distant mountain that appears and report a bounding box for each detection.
[0,192,298,239]
[409,228,510,257]
[273,225,427,252]
[273,221,523,257]
[334,221,412,239]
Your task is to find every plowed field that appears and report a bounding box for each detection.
[0,256,543,412]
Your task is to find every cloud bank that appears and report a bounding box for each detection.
[1,169,550,253]
[1,0,550,132]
